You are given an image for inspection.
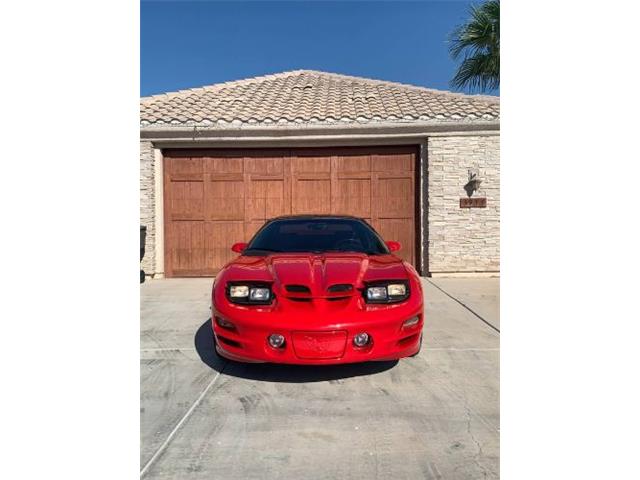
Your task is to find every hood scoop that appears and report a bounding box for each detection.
[285,284,311,294]
[326,284,354,301]
[282,282,355,300]
[327,284,353,293]
[284,284,313,301]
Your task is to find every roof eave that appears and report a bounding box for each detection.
[140,119,500,142]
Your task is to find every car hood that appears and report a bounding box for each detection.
[219,253,409,299]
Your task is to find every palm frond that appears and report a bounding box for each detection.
[449,0,500,92]
[451,52,500,92]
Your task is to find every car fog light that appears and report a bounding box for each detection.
[402,316,420,328]
[268,334,285,348]
[353,332,370,347]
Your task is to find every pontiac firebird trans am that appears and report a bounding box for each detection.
[211,215,424,365]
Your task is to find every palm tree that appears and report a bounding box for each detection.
[449,0,500,92]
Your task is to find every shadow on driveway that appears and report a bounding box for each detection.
[194,319,398,383]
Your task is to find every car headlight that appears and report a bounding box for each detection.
[387,284,406,297]
[229,285,249,298]
[249,287,271,301]
[227,283,273,304]
[365,282,409,303]
[366,286,388,301]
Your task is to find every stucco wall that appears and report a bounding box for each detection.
[427,135,500,273]
[140,140,155,275]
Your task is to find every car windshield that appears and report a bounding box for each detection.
[244,218,389,255]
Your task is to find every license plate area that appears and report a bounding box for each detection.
[291,330,347,359]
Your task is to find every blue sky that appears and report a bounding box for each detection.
[141,1,497,97]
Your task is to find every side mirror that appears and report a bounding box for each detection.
[231,242,248,253]
[385,241,401,253]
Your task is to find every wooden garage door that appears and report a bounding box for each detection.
[163,147,417,277]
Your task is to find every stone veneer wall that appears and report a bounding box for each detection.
[140,141,155,275]
[427,134,500,273]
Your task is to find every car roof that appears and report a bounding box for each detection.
[266,215,364,222]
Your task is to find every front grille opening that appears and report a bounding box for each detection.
[217,336,242,348]
[397,333,420,347]
[328,284,353,293]
[288,297,312,302]
[286,285,311,294]
[326,296,350,301]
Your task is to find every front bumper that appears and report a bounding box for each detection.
[211,292,424,365]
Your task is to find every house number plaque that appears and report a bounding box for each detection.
[460,197,487,208]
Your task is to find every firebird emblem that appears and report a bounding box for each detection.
[303,335,329,353]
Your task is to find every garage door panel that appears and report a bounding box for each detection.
[373,218,414,264]
[333,178,371,218]
[166,221,205,275]
[168,181,204,220]
[292,179,331,214]
[245,157,284,175]
[372,153,413,172]
[204,157,244,174]
[291,156,331,174]
[206,180,244,221]
[167,157,203,175]
[375,177,414,218]
[168,173,204,182]
[204,222,244,273]
[336,155,370,173]
[247,179,286,220]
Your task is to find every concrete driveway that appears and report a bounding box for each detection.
[141,277,499,479]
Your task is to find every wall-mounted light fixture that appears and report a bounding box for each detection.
[464,169,483,198]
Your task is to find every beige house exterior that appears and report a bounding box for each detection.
[140,70,499,277]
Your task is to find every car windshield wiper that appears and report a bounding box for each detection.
[243,247,283,253]
[330,249,384,255]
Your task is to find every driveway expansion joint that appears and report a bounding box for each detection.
[426,279,500,333]
[140,361,228,478]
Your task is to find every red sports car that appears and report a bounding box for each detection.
[211,215,424,365]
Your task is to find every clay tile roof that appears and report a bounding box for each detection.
[140,70,499,127]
